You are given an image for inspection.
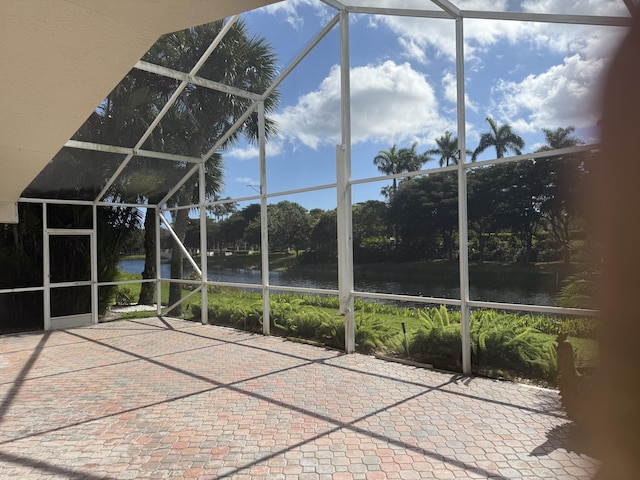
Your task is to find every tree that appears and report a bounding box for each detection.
[352,200,391,245]
[426,131,471,167]
[268,201,310,257]
[373,142,428,198]
[389,173,458,261]
[308,209,337,261]
[144,21,279,313]
[352,200,392,263]
[87,20,280,309]
[535,127,584,262]
[219,214,248,251]
[209,197,238,222]
[472,117,525,161]
[467,165,506,261]
[501,160,547,263]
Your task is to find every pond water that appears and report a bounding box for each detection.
[119,259,559,307]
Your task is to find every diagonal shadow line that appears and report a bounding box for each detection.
[156,315,175,330]
[0,341,229,387]
[0,322,187,356]
[132,319,565,419]
[0,375,508,480]
[0,332,50,424]
[0,449,112,480]
[0,342,506,480]
[0,353,319,446]
[216,384,510,480]
[1,318,563,420]
[58,330,511,479]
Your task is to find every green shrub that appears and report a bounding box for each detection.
[114,287,136,305]
[471,310,557,381]
[407,306,559,381]
[191,290,595,384]
[355,313,401,354]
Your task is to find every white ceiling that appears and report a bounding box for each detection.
[0,0,279,222]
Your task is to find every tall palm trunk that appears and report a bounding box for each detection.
[139,200,160,305]
[167,207,190,316]
[167,132,206,316]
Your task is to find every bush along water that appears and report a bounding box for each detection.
[190,291,596,384]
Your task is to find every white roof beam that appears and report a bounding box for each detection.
[134,61,262,101]
[65,140,203,164]
[97,17,241,202]
[431,0,461,18]
[461,10,631,27]
[320,0,346,11]
[342,6,452,19]
[262,13,340,100]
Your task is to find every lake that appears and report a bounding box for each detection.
[119,259,559,306]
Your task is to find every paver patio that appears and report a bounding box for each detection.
[0,317,597,479]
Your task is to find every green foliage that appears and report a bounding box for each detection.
[184,288,597,384]
[114,287,136,306]
[557,240,601,309]
[411,322,462,369]
[409,306,562,381]
[355,313,402,354]
[471,310,557,381]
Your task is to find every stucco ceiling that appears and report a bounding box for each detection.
[0,0,279,222]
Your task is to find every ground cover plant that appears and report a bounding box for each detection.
[107,271,597,386]
[187,289,596,385]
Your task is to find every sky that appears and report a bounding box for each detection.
[209,0,630,212]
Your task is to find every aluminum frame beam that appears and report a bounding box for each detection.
[199,162,208,325]
[455,16,471,374]
[343,7,451,19]
[258,101,270,335]
[460,10,631,27]
[337,9,355,354]
[158,213,202,278]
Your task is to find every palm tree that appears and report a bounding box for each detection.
[536,126,580,152]
[472,117,525,161]
[373,142,428,198]
[88,20,280,306]
[140,20,280,311]
[426,131,471,167]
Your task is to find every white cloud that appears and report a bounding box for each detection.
[235,176,259,186]
[255,0,627,147]
[491,54,607,132]
[378,16,457,62]
[225,140,284,160]
[376,4,625,64]
[521,0,630,16]
[259,0,332,30]
[272,60,449,149]
[442,71,478,112]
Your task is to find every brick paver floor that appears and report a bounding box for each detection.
[0,317,597,479]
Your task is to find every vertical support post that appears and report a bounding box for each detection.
[455,16,471,374]
[42,203,51,331]
[91,203,99,324]
[199,162,208,325]
[337,9,355,353]
[258,101,270,335]
[155,206,162,316]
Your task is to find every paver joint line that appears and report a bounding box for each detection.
[0,318,597,479]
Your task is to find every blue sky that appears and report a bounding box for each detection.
[213,0,629,212]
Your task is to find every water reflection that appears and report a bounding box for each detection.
[118,259,557,306]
